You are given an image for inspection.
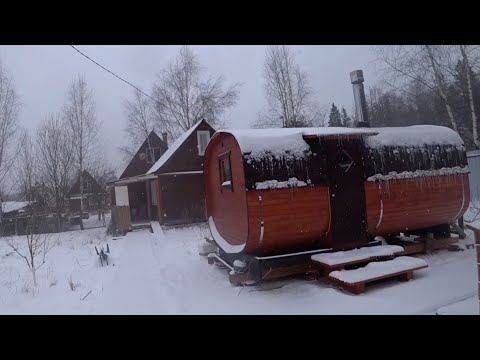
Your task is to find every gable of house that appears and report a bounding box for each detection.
[120,131,168,179]
[147,119,216,175]
[68,170,106,197]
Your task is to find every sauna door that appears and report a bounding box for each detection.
[325,138,368,250]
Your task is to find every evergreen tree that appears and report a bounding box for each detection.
[328,103,342,127]
[341,107,351,127]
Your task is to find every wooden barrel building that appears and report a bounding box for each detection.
[203,125,469,261]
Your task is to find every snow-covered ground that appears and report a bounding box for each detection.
[0,222,478,314]
[437,296,479,315]
[0,226,118,314]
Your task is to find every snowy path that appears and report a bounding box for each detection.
[94,226,176,314]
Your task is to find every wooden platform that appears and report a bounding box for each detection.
[311,245,404,274]
[326,256,428,294]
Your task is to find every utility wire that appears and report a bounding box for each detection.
[69,45,158,104]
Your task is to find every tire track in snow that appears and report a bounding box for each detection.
[423,292,478,315]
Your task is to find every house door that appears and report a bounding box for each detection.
[325,138,368,250]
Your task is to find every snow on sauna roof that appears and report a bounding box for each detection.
[219,125,464,158]
[366,125,464,148]
[219,127,378,158]
[147,121,204,174]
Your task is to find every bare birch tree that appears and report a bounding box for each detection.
[434,45,480,148]
[88,156,117,189]
[152,46,239,140]
[255,45,320,128]
[36,114,75,229]
[0,61,20,222]
[459,45,479,148]
[4,131,55,287]
[63,75,100,230]
[120,88,157,163]
[88,154,117,217]
[373,45,461,133]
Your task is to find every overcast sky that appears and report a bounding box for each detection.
[0,45,378,171]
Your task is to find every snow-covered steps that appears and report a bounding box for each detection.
[131,222,153,232]
[311,245,405,273]
[150,221,163,235]
[327,256,428,295]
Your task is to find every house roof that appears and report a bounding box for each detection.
[1,201,29,214]
[147,120,205,174]
[112,173,157,186]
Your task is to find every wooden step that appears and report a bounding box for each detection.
[311,245,404,273]
[131,223,153,231]
[326,256,428,294]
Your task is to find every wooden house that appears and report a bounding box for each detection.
[68,170,107,213]
[110,131,168,223]
[111,120,215,231]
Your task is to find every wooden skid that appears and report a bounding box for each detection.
[326,264,428,295]
[387,236,459,256]
[229,271,254,285]
[228,262,323,285]
[260,262,322,281]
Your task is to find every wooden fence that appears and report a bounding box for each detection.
[111,205,131,233]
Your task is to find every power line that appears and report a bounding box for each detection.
[68,45,158,103]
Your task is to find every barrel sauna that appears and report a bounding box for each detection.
[203,125,469,264]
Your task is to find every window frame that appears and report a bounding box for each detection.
[146,147,159,164]
[218,151,233,192]
[197,130,211,156]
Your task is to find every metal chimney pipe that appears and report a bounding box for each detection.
[350,70,370,128]
[162,132,168,145]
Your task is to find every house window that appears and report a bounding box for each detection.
[85,180,91,190]
[197,131,211,156]
[155,147,162,161]
[146,147,162,164]
[146,148,155,164]
[219,152,233,191]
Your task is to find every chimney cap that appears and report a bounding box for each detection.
[350,70,364,84]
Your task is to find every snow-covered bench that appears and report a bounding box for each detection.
[311,245,405,273]
[327,256,428,294]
